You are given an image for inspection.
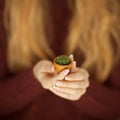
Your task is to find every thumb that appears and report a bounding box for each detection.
[71,61,76,72]
[34,60,55,74]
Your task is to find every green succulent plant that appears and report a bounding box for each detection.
[55,55,71,65]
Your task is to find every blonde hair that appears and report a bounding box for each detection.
[4,0,120,83]
[66,0,120,82]
[4,0,55,71]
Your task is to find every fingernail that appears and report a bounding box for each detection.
[73,61,76,65]
[69,54,74,61]
[63,69,69,75]
[69,54,73,58]
[65,76,70,80]
[55,81,61,86]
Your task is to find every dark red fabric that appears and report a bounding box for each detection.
[0,0,120,120]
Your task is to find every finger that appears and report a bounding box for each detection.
[68,54,76,72]
[65,68,89,81]
[52,85,84,95]
[55,69,70,80]
[36,60,55,73]
[49,87,84,101]
[49,87,72,100]
[69,54,74,61]
[71,61,76,72]
[55,79,89,89]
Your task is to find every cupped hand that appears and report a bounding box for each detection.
[49,55,90,101]
[33,60,69,89]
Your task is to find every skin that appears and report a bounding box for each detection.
[33,55,89,101]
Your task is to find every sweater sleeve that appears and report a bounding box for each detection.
[0,67,45,116]
[72,63,120,120]
[0,6,45,116]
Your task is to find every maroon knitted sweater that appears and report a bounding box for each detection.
[0,0,120,120]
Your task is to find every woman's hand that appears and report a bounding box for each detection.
[33,60,69,89]
[49,67,89,101]
[49,55,90,101]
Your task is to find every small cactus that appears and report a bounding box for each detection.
[55,55,70,65]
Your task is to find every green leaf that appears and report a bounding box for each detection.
[55,55,70,65]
